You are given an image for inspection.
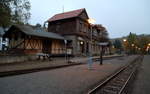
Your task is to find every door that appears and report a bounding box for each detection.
[42,39,52,54]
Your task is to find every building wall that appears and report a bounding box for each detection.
[25,39,42,50]
[64,35,91,56]
[8,34,24,49]
[48,19,91,56]
[48,18,77,35]
[51,40,65,54]
[24,38,43,54]
[24,38,65,55]
[76,18,89,37]
[8,32,42,54]
[79,10,89,20]
[64,35,77,55]
[47,11,107,56]
[7,31,65,55]
[48,18,90,56]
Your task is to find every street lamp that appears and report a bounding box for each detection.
[123,39,127,42]
[123,39,127,54]
[138,48,141,50]
[87,18,95,69]
[80,41,83,45]
[88,19,95,25]
[131,44,135,54]
[131,44,135,47]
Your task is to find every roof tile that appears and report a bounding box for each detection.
[4,25,64,40]
[48,8,85,22]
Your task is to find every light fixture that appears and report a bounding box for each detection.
[131,44,134,47]
[87,18,95,24]
[80,41,83,45]
[123,39,127,42]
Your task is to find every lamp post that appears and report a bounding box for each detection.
[87,18,95,69]
[123,39,127,54]
[123,39,127,42]
[147,43,150,54]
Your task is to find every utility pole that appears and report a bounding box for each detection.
[87,18,95,70]
[100,46,104,65]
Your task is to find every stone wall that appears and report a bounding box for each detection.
[0,55,37,64]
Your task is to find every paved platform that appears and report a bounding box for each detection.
[0,55,122,76]
[0,55,138,94]
[131,55,150,94]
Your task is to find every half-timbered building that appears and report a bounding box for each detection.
[3,25,65,55]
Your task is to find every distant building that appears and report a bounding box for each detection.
[0,28,3,50]
[0,27,8,51]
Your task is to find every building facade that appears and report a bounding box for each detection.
[3,8,109,57]
[3,25,66,55]
[47,8,109,56]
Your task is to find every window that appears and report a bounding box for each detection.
[93,30,97,36]
[56,22,61,32]
[83,24,87,33]
[79,21,82,32]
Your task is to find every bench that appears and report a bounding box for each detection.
[36,53,52,61]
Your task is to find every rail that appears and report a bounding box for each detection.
[87,55,143,94]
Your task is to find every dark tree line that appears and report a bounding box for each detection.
[113,32,150,55]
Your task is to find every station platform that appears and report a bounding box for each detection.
[0,55,138,94]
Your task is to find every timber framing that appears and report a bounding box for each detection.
[3,25,65,55]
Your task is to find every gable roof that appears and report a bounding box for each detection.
[4,25,65,40]
[48,8,88,22]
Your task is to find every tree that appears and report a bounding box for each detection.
[127,32,137,45]
[0,0,31,28]
[137,35,150,54]
[113,40,122,49]
[0,1,11,28]
[124,33,150,54]
[35,23,42,27]
[95,24,109,42]
[113,39,122,54]
[126,32,138,54]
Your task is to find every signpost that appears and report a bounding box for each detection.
[98,42,108,65]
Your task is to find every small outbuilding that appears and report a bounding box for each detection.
[3,24,66,55]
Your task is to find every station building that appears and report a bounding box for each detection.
[3,8,109,57]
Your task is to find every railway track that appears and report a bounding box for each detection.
[88,55,143,94]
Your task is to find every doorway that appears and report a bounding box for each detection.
[42,39,52,54]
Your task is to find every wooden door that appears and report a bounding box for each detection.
[42,39,52,54]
